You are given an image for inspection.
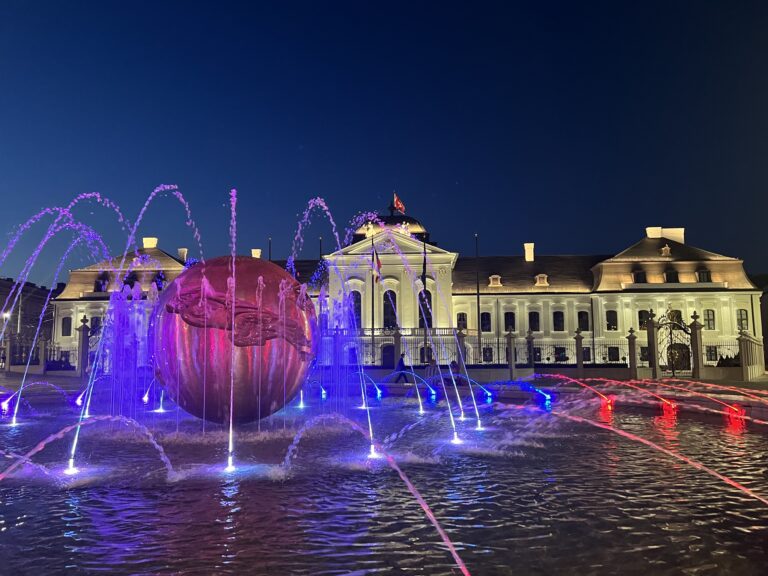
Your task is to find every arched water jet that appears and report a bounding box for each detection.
[0,415,175,482]
[280,412,470,576]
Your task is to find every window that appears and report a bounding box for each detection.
[456,312,467,330]
[488,275,502,287]
[123,271,139,288]
[61,316,72,337]
[153,271,165,291]
[582,347,591,362]
[90,316,102,336]
[703,309,715,330]
[480,312,492,332]
[534,274,549,287]
[665,269,679,283]
[528,311,540,332]
[640,347,649,361]
[633,270,647,283]
[482,347,494,363]
[504,311,516,332]
[638,310,650,331]
[605,310,618,331]
[706,346,718,362]
[383,290,397,328]
[697,269,712,283]
[349,291,362,329]
[418,290,433,328]
[94,271,110,293]
[577,311,590,332]
[737,309,749,331]
[554,346,567,362]
[552,311,565,332]
[607,346,620,362]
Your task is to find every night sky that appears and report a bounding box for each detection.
[1,1,767,286]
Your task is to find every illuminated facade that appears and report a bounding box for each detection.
[52,218,763,376]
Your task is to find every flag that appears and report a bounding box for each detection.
[393,192,405,214]
[372,239,382,283]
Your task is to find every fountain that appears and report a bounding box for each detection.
[1,186,767,574]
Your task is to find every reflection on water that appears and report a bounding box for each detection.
[1,396,768,575]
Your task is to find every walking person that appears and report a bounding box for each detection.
[394,353,410,383]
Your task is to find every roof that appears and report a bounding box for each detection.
[452,255,610,294]
[274,259,325,288]
[78,247,185,272]
[606,237,736,263]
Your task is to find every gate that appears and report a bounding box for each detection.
[656,309,691,377]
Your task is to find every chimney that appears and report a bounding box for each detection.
[524,242,535,262]
[177,247,188,263]
[645,227,685,244]
[142,237,158,249]
[251,248,262,259]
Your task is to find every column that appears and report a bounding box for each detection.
[526,330,535,368]
[627,328,637,380]
[647,309,658,380]
[76,315,90,381]
[505,330,514,380]
[689,311,703,380]
[574,329,584,378]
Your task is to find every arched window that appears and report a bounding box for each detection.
[577,311,590,332]
[123,271,139,288]
[349,290,362,329]
[633,270,647,284]
[528,311,540,332]
[605,310,618,331]
[480,312,492,332]
[456,312,467,330]
[668,309,683,327]
[153,271,165,291]
[552,311,565,332]
[504,311,516,332]
[703,309,715,330]
[638,310,650,330]
[737,309,749,331]
[418,290,433,328]
[383,290,397,328]
[61,316,72,337]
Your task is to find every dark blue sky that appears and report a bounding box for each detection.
[1,1,767,286]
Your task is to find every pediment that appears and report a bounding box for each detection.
[332,230,452,257]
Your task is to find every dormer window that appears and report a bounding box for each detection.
[696,269,712,283]
[632,270,647,284]
[665,269,679,283]
[534,274,549,287]
[488,275,502,287]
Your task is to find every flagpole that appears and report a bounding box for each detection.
[475,233,481,364]
[422,240,428,363]
[371,237,376,366]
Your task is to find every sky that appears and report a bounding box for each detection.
[1,0,767,287]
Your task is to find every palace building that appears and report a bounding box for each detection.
[50,211,765,380]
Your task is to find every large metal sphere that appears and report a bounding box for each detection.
[152,256,316,424]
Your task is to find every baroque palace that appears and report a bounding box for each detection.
[50,209,765,380]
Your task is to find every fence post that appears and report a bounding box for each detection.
[626,328,638,380]
[526,330,535,369]
[574,329,584,378]
[505,331,515,380]
[647,309,658,380]
[38,339,47,375]
[689,311,703,379]
[456,329,466,373]
[393,328,402,368]
[737,330,748,382]
[77,315,90,381]
[3,333,12,373]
